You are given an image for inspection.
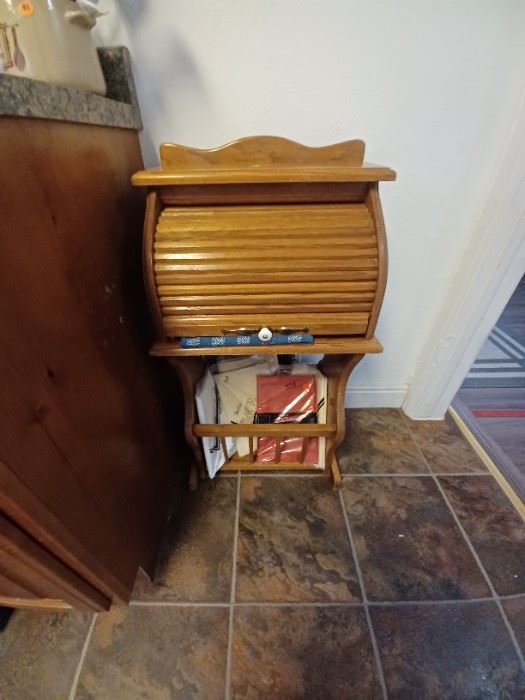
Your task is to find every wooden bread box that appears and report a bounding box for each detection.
[132,136,396,488]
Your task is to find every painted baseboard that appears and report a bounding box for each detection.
[344,385,408,408]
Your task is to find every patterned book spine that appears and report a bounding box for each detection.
[180,334,314,348]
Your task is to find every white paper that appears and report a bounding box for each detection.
[214,361,277,456]
[215,355,279,374]
[195,369,236,478]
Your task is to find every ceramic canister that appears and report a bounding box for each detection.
[0,0,106,94]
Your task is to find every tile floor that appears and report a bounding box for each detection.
[2,409,525,699]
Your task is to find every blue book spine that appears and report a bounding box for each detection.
[180,334,314,348]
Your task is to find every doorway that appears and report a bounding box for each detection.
[453,275,525,500]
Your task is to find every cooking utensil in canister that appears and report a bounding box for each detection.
[11,26,25,71]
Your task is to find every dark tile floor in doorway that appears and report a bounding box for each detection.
[2,409,525,699]
[456,275,525,497]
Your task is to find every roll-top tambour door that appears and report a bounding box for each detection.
[154,203,378,337]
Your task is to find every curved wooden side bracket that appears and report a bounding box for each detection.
[318,353,365,488]
[167,357,206,490]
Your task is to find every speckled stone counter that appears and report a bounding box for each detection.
[0,46,142,130]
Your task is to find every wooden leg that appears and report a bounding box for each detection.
[167,357,206,489]
[330,457,342,490]
[319,354,364,485]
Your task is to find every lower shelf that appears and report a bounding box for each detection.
[152,336,383,357]
[217,455,343,488]
[193,424,336,438]
[194,423,335,472]
[220,457,323,471]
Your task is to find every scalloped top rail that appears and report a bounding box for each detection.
[160,136,365,169]
[131,136,396,186]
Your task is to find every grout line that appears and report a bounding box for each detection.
[225,605,235,700]
[500,592,525,602]
[369,597,497,608]
[427,471,490,477]
[130,600,230,608]
[224,471,241,700]
[233,600,361,608]
[230,472,241,603]
[341,472,489,478]
[338,489,388,700]
[111,593,525,609]
[68,613,97,700]
[401,411,525,672]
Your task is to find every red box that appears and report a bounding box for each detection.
[256,375,318,463]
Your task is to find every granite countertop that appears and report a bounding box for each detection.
[0,46,142,130]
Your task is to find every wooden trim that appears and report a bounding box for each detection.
[0,461,130,603]
[151,336,383,358]
[159,136,365,170]
[143,190,165,340]
[0,597,72,611]
[0,567,35,599]
[451,399,525,513]
[193,424,337,438]
[0,514,110,611]
[161,314,369,339]
[365,183,388,339]
[158,182,369,206]
[132,165,397,187]
[133,137,396,186]
[220,461,324,472]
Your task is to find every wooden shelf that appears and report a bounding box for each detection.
[193,423,337,438]
[220,458,323,472]
[132,164,396,187]
[151,336,383,358]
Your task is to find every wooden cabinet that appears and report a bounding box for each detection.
[0,117,176,610]
[133,136,395,488]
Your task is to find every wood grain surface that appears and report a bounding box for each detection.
[136,136,394,482]
[0,117,177,607]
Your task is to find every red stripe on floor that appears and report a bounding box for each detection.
[472,409,525,418]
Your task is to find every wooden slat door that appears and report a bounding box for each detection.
[154,203,378,337]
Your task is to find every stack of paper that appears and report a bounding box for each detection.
[195,357,327,477]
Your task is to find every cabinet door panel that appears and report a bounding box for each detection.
[0,118,175,603]
[0,514,109,610]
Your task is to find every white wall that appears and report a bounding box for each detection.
[95,1,525,414]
